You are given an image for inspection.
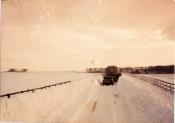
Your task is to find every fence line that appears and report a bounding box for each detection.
[0,80,72,98]
[128,74,174,93]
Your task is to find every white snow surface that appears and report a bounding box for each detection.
[0,74,174,123]
[138,74,174,83]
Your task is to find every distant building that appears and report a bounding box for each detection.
[18,68,28,72]
[7,68,18,72]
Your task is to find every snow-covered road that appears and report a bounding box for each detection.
[0,74,174,123]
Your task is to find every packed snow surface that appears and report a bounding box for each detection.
[0,73,174,123]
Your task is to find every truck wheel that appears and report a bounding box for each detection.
[112,81,114,85]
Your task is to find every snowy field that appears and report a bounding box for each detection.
[137,74,174,83]
[0,72,93,95]
[0,73,174,123]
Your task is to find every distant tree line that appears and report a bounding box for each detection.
[86,65,174,74]
[86,68,105,73]
[7,68,28,72]
[120,65,174,74]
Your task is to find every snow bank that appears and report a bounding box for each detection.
[0,73,95,122]
[118,74,174,123]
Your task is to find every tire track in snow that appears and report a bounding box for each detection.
[70,83,100,123]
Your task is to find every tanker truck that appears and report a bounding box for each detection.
[102,66,121,85]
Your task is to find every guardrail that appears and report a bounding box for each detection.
[128,74,174,93]
[0,80,72,98]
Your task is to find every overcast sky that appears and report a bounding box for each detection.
[1,0,175,71]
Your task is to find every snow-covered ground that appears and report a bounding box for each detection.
[0,74,173,123]
[0,72,93,95]
[138,74,174,83]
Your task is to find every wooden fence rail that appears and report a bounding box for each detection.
[0,80,72,98]
[128,74,174,93]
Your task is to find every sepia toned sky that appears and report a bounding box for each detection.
[1,0,175,71]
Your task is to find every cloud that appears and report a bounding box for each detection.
[161,23,175,41]
[2,0,175,71]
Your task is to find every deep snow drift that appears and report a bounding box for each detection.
[0,73,174,123]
